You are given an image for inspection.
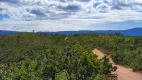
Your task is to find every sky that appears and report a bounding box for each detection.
[0,0,142,32]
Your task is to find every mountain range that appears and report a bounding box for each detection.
[0,28,142,36]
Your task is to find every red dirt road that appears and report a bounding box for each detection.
[92,49,142,80]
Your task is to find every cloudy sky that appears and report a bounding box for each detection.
[0,0,142,32]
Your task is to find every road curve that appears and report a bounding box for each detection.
[92,49,142,80]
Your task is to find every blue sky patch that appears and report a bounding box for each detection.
[93,3,101,8]
[0,14,10,20]
[91,20,142,30]
[104,0,108,4]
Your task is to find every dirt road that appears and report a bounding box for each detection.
[92,49,142,80]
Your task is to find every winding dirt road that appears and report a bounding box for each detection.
[92,49,142,80]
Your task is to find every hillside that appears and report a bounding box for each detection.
[0,30,18,35]
[95,28,142,36]
[39,28,142,36]
[0,33,142,80]
[1,28,142,36]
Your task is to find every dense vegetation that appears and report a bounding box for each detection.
[0,33,141,80]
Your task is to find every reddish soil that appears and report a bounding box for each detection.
[92,49,142,80]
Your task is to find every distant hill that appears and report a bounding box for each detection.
[0,28,142,36]
[0,30,18,35]
[38,28,142,36]
[121,28,142,36]
[94,28,142,36]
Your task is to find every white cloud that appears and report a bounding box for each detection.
[0,0,142,31]
[96,3,110,13]
[0,20,91,32]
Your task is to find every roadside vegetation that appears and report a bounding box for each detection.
[0,33,141,80]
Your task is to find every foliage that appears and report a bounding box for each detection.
[0,33,141,79]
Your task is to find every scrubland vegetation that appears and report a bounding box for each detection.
[0,33,141,80]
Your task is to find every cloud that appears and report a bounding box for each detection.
[96,3,110,13]
[30,8,47,20]
[57,4,81,12]
[0,0,141,20]
[0,0,105,20]
[0,0,142,31]
[0,8,4,11]
[109,0,142,10]
[0,20,90,32]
